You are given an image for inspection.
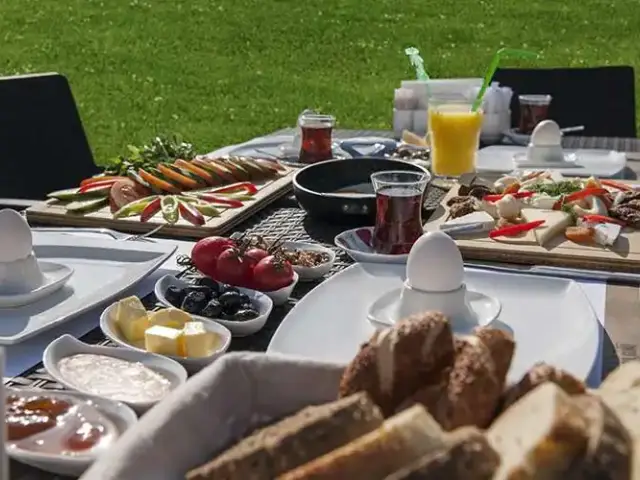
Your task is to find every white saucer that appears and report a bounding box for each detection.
[334,227,410,264]
[367,287,501,332]
[0,261,73,308]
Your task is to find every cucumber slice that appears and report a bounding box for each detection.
[66,197,109,214]
[48,186,111,201]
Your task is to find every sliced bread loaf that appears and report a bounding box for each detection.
[186,393,383,480]
[383,426,500,480]
[276,405,447,480]
[599,360,640,394]
[566,394,631,480]
[487,382,589,479]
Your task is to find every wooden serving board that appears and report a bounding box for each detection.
[26,168,297,239]
[424,186,640,272]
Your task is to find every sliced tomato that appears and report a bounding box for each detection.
[174,159,214,185]
[108,179,151,213]
[193,159,237,183]
[138,169,180,193]
[207,159,245,181]
[79,176,128,187]
[157,164,200,190]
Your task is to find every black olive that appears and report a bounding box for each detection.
[237,293,251,305]
[185,286,214,301]
[219,291,244,310]
[164,286,186,307]
[180,291,208,315]
[195,276,220,294]
[200,299,223,319]
[233,309,259,321]
[219,284,239,295]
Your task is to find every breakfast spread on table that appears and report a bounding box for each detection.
[112,296,222,358]
[184,311,640,480]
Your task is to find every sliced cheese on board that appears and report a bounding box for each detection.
[520,208,573,247]
[440,211,496,230]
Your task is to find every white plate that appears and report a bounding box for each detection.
[476,145,627,178]
[0,261,73,308]
[100,302,232,373]
[282,241,336,281]
[6,387,137,477]
[43,335,188,412]
[334,227,409,264]
[154,274,273,337]
[0,232,176,344]
[267,263,601,384]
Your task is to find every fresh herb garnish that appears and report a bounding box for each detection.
[104,134,197,175]
[561,202,578,222]
[527,180,582,197]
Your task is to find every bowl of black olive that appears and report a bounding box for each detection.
[154,274,274,337]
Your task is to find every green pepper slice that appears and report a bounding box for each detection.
[161,195,180,224]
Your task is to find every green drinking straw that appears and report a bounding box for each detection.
[471,48,540,112]
[404,47,429,81]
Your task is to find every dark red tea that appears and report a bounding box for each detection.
[299,124,333,164]
[518,94,552,134]
[372,186,424,255]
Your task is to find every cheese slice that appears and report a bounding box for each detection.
[520,208,573,246]
[115,296,150,342]
[148,308,191,330]
[182,321,220,358]
[145,325,185,356]
[440,211,495,230]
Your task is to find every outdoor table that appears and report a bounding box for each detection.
[8,128,640,480]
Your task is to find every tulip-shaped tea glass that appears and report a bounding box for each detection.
[371,170,430,255]
[298,112,335,164]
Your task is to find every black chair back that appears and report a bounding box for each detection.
[0,73,100,200]
[493,66,636,138]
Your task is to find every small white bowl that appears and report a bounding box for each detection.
[282,241,336,281]
[334,227,409,265]
[154,274,273,337]
[6,387,137,477]
[260,271,299,306]
[99,303,232,373]
[0,261,73,308]
[43,334,188,412]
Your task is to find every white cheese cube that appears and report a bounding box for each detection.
[145,325,184,356]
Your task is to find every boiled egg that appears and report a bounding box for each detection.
[530,120,562,147]
[0,209,33,262]
[406,231,464,292]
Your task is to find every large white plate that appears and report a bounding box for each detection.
[0,232,176,344]
[476,145,626,178]
[267,263,601,384]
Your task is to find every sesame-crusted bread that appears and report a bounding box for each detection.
[186,393,383,480]
[339,311,455,416]
[473,326,515,386]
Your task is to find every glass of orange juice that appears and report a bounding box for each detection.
[428,96,483,186]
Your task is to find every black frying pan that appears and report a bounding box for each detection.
[293,157,429,224]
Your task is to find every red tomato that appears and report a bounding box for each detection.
[215,247,253,287]
[108,179,150,213]
[191,237,235,278]
[252,255,294,292]
[243,247,269,270]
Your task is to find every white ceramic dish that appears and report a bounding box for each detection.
[0,232,176,345]
[154,274,273,337]
[100,302,232,373]
[267,263,601,385]
[43,335,188,412]
[334,227,409,264]
[0,261,73,308]
[6,387,137,477]
[262,272,299,306]
[476,145,627,178]
[282,241,336,281]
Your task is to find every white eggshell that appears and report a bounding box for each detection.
[406,232,464,292]
[530,120,562,146]
[0,209,33,262]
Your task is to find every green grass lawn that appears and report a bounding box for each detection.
[1,0,638,165]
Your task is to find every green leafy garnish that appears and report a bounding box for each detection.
[104,134,197,175]
[561,202,578,223]
[527,180,582,197]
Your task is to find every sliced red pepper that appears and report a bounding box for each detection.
[553,187,609,209]
[208,182,258,195]
[582,214,625,226]
[178,200,205,226]
[503,182,520,195]
[489,220,545,239]
[601,179,632,191]
[78,179,118,193]
[483,191,534,202]
[79,176,128,187]
[197,194,244,208]
[140,197,162,222]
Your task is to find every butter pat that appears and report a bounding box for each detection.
[182,322,219,358]
[115,296,150,342]
[145,325,185,357]
[148,308,191,330]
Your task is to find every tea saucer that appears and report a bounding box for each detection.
[0,261,73,308]
[367,287,501,333]
[334,227,410,264]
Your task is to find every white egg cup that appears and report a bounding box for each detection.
[368,280,501,334]
[526,144,565,164]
